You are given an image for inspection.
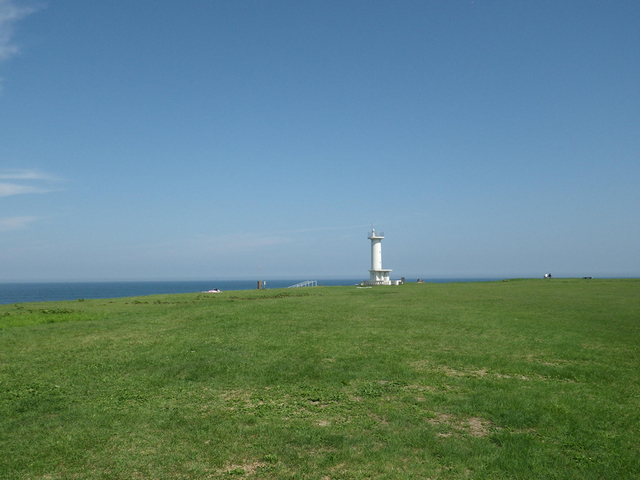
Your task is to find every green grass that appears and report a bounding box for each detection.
[1,279,639,479]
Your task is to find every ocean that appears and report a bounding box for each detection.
[0,278,500,305]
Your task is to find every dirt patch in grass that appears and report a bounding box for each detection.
[427,413,496,438]
[405,384,436,392]
[409,359,431,371]
[442,366,488,378]
[410,360,490,379]
[218,389,267,410]
[221,461,266,475]
[468,417,491,437]
[411,360,570,383]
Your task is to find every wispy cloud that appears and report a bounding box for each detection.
[0,182,52,197]
[0,169,62,197]
[0,215,38,231]
[0,0,36,62]
[1,169,62,232]
[0,168,61,181]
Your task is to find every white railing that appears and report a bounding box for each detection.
[287,280,318,288]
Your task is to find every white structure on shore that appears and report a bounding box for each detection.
[363,229,394,286]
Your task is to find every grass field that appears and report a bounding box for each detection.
[1,279,639,479]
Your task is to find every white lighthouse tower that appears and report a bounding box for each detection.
[365,228,392,285]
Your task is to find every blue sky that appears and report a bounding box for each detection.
[1,0,638,281]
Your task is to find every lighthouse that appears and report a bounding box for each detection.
[365,229,392,285]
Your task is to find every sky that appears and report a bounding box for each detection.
[1,0,638,282]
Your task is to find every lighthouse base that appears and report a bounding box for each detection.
[362,269,392,286]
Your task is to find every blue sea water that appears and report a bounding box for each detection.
[0,278,500,305]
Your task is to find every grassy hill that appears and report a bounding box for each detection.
[1,279,639,479]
